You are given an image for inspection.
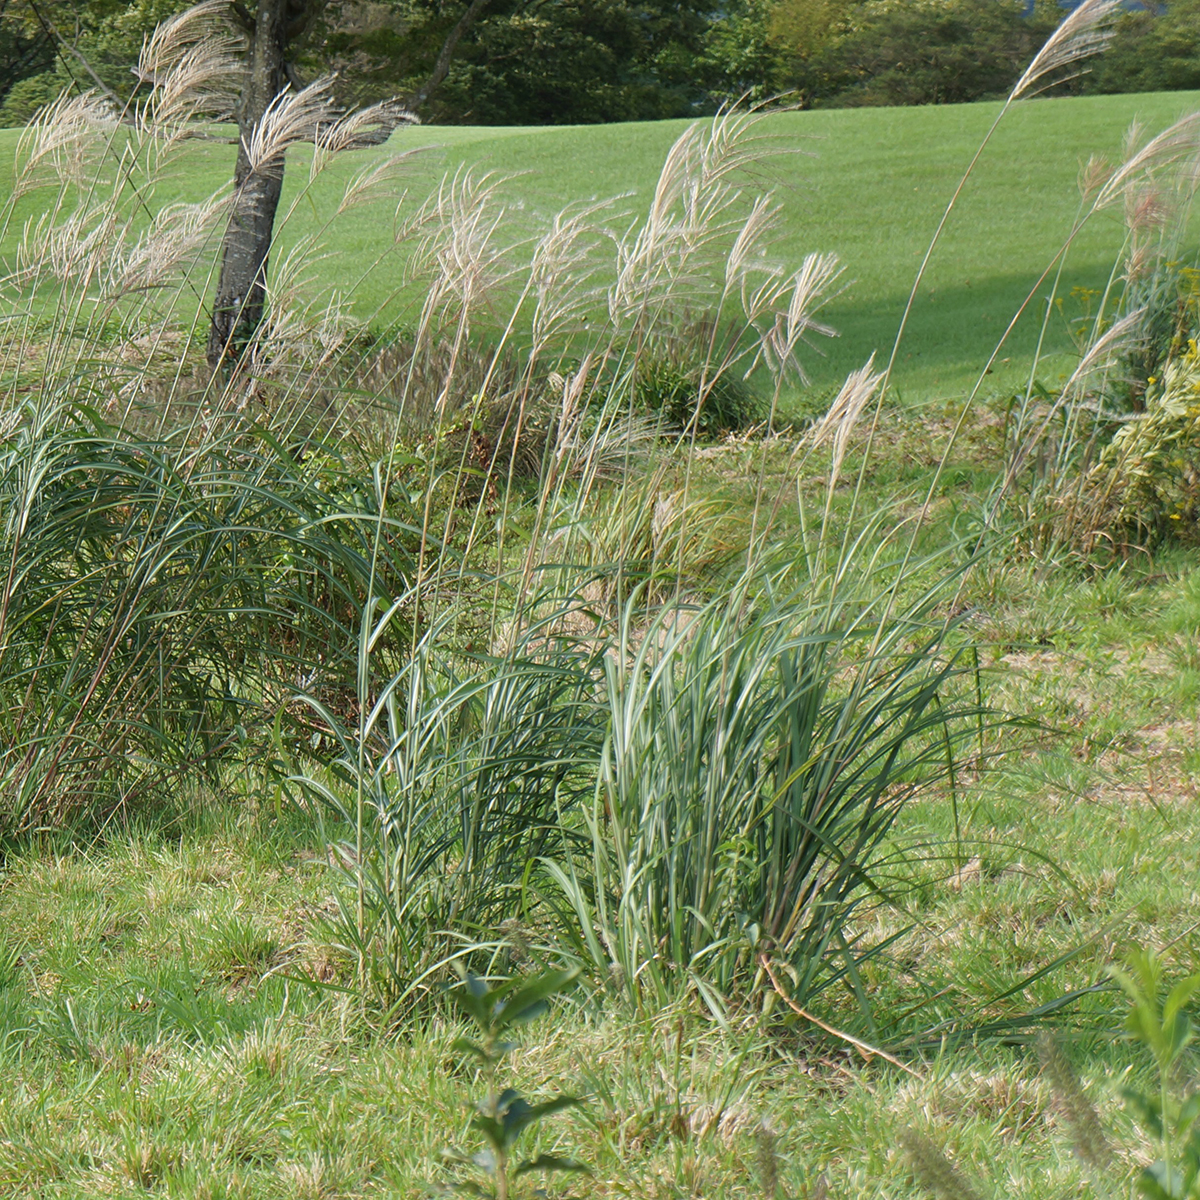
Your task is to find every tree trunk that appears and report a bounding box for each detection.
[206,0,291,370]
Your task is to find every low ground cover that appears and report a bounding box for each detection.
[2,417,1199,1197]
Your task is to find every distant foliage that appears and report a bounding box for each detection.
[791,0,1058,108]
[11,0,1200,130]
[1088,0,1200,96]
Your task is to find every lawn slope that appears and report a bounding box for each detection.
[5,89,1199,402]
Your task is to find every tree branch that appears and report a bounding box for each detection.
[757,954,924,1078]
[230,1,256,33]
[283,59,306,91]
[284,0,326,45]
[26,0,130,116]
[410,0,490,109]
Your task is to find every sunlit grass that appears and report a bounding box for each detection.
[3,89,1197,403]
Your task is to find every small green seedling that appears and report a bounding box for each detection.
[1111,950,1200,1200]
[432,965,587,1199]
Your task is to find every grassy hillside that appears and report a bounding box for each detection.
[378,92,1200,401]
[7,53,1200,1198]
[6,89,1197,405]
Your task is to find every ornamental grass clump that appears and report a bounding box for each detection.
[2,0,1144,1033]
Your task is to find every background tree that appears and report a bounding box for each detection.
[765,0,859,105]
[206,0,320,368]
[1085,0,1200,96]
[773,0,1060,108]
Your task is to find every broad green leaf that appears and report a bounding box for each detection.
[503,1095,583,1139]
[514,1154,590,1176]
[493,967,580,1029]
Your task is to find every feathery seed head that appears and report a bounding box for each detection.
[314,100,418,170]
[758,252,842,383]
[807,353,883,485]
[106,193,231,297]
[1078,155,1113,204]
[1011,0,1122,100]
[245,78,337,176]
[1096,113,1200,211]
[1124,185,1174,234]
[137,0,236,79]
[14,91,116,194]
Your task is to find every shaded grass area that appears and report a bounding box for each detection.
[1,410,1199,1197]
[4,89,1200,404]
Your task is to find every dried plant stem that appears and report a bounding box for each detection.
[757,954,923,1078]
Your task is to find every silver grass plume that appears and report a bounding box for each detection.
[610,109,780,323]
[244,78,337,176]
[13,207,117,289]
[726,194,783,308]
[136,0,235,78]
[105,193,230,297]
[145,39,243,127]
[312,100,418,174]
[335,152,423,215]
[758,251,843,383]
[136,1,243,127]
[13,91,116,194]
[1078,154,1113,204]
[255,235,351,367]
[1004,306,1147,488]
[807,354,884,491]
[529,200,612,353]
[1011,0,1123,100]
[411,168,513,330]
[1095,113,1200,211]
[1059,306,1148,402]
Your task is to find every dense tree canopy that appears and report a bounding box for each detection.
[3,0,1200,127]
[774,0,1062,107]
[1088,0,1200,94]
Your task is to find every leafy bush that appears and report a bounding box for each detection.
[1086,338,1200,546]
[634,357,762,438]
[775,0,1058,108]
[1087,0,1200,97]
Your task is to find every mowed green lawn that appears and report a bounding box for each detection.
[6,88,1200,401]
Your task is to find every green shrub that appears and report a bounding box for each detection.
[634,357,762,438]
[1086,338,1200,546]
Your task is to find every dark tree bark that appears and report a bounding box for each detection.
[207,0,315,369]
[206,0,487,369]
